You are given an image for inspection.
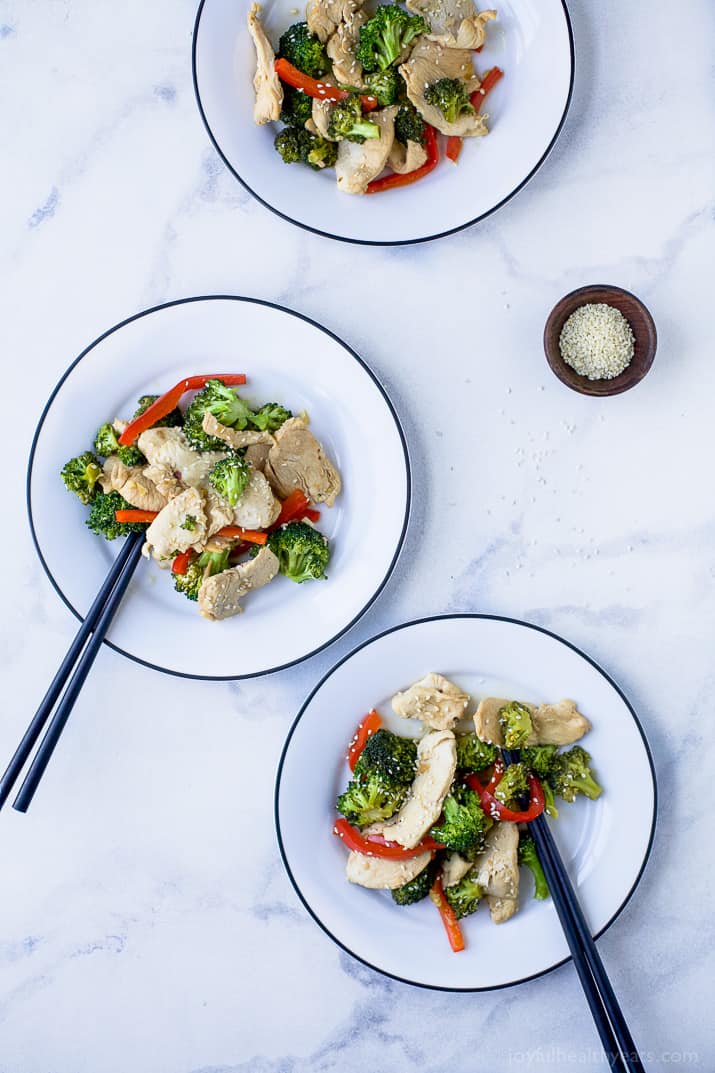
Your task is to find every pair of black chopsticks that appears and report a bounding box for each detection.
[502,748,645,1072]
[0,533,145,813]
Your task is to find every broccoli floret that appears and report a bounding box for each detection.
[133,394,183,428]
[499,700,533,749]
[541,779,559,819]
[61,452,103,504]
[266,521,330,583]
[327,95,380,143]
[274,126,339,169]
[394,102,426,145]
[430,785,489,856]
[424,77,475,125]
[364,68,399,106]
[209,453,250,506]
[521,744,559,779]
[443,867,483,919]
[518,830,549,901]
[550,746,603,803]
[455,733,498,774]
[86,491,148,540]
[94,423,145,467]
[336,770,408,827]
[493,763,530,811]
[278,21,328,77]
[356,5,429,72]
[354,728,417,787]
[250,403,292,432]
[183,379,253,450]
[173,548,231,601]
[391,859,438,906]
[280,85,314,127]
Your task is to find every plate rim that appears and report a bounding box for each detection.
[191,0,576,247]
[274,612,658,991]
[26,294,412,681]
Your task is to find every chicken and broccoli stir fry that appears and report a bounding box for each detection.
[60,374,341,621]
[333,674,602,951]
[248,0,503,195]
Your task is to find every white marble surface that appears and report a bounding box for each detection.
[1,0,713,1069]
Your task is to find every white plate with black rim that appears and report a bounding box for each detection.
[275,614,657,991]
[192,0,574,245]
[28,296,410,680]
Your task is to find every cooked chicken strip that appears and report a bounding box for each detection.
[144,487,208,561]
[475,821,519,923]
[247,2,283,124]
[137,428,225,488]
[441,852,473,888]
[244,442,271,472]
[346,850,432,890]
[387,138,428,174]
[197,546,279,620]
[307,0,364,44]
[335,105,398,195]
[406,0,495,49]
[392,673,470,731]
[370,730,457,848]
[232,470,281,530]
[474,697,591,747]
[408,37,480,82]
[399,43,488,137]
[99,457,167,513]
[204,487,234,537]
[201,413,275,449]
[326,8,367,87]
[308,98,337,141]
[265,416,341,506]
[141,463,185,502]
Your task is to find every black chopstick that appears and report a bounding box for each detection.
[502,748,646,1072]
[1,532,145,813]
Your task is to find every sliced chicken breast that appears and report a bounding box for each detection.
[335,106,398,195]
[475,821,519,923]
[99,457,167,513]
[441,852,473,888]
[231,470,282,530]
[387,137,428,174]
[144,487,208,561]
[247,2,283,124]
[392,672,470,731]
[307,0,364,44]
[346,850,432,890]
[326,8,368,86]
[406,0,495,49]
[201,413,275,449]
[137,427,225,488]
[371,730,457,849]
[474,697,591,747]
[197,546,279,621]
[399,42,488,137]
[265,416,341,506]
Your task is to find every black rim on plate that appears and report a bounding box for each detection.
[274,613,658,992]
[191,1,575,247]
[27,295,412,681]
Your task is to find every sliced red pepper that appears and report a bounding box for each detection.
[216,526,268,545]
[118,374,247,446]
[333,819,443,860]
[274,59,377,111]
[304,508,321,523]
[171,549,195,575]
[445,135,463,163]
[271,489,312,528]
[366,123,439,194]
[347,710,382,771]
[114,509,158,524]
[446,67,504,165]
[467,771,545,823]
[430,878,465,953]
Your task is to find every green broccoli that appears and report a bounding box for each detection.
[133,394,183,428]
[391,859,438,906]
[424,77,475,124]
[493,763,530,811]
[280,85,314,128]
[265,521,330,583]
[181,515,198,531]
[209,453,250,506]
[250,402,292,432]
[541,779,559,819]
[61,452,103,504]
[364,68,399,106]
[274,126,338,169]
[394,102,426,145]
[522,744,560,817]
[86,491,149,540]
[455,733,498,774]
[430,784,490,856]
[173,548,232,601]
[327,95,380,143]
[356,5,429,72]
[356,729,417,787]
[443,867,483,919]
[337,728,416,828]
[550,746,603,803]
[183,379,254,450]
[499,700,533,749]
[518,830,549,901]
[278,21,328,77]
[93,422,144,467]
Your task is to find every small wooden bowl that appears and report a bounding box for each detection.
[544,285,657,396]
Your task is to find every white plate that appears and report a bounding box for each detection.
[275,615,657,990]
[28,296,410,680]
[192,0,574,245]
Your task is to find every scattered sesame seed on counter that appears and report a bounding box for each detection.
[559,303,635,380]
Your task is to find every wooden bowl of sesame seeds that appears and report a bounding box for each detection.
[544,284,657,396]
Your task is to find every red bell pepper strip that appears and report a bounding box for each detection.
[216,526,268,545]
[304,508,321,523]
[366,123,439,194]
[445,135,463,163]
[171,549,195,575]
[347,710,382,771]
[274,59,378,111]
[118,373,247,446]
[466,771,545,823]
[114,509,157,524]
[430,878,465,953]
[271,489,312,528]
[445,67,504,165]
[333,819,443,860]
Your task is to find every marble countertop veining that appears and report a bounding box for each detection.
[1,0,713,1070]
